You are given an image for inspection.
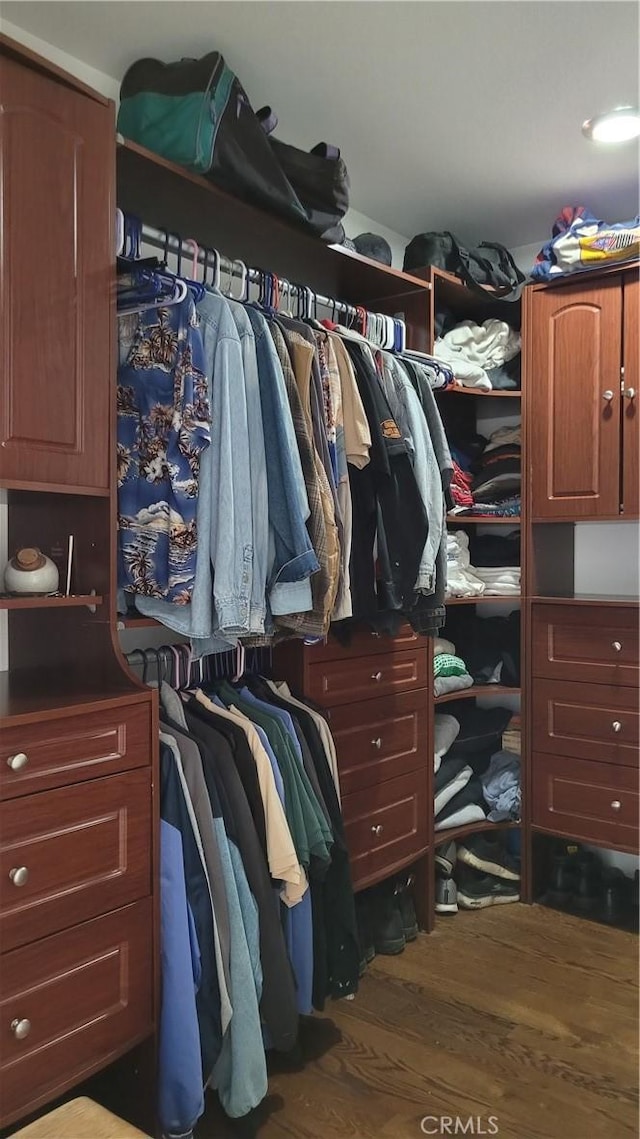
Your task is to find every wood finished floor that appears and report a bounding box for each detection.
[199,904,638,1139]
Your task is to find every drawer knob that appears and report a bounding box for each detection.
[9,867,29,887]
[10,1018,31,1041]
[371,671,382,682]
[611,800,622,811]
[612,641,623,652]
[371,824,384,836]
[612,720,622,733]
[372,737,382,749]
[7,752,28,771]
[602,390,614,402]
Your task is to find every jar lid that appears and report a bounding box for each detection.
[11,548,47,573]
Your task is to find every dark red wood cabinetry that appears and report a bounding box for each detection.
[0,52,113,494]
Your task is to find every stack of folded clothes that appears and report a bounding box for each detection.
[433,652,473,697]
[445,531,485,598]
[434,704,514,831]
[434,319,521,391]
[473,566,520,595]
[481,749,521,821]
[448,426,521,518]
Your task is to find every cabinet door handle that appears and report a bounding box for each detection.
[611,800,622,811]
[371,737,382,749]
[7,752,28,771]
[612,720,622,733]
[624,387,636,400]
[371,671,382,682]
[370,824,384,836]
[10,1018,31,1041]
[612,641,622,652]
[9,867,29,887]
[602,390,614,402]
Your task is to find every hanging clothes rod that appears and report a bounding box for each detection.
[134,221,400,326]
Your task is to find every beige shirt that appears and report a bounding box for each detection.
[194,690,307,906]
[329,333,372,470]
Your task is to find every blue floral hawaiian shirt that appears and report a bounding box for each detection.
[117,296,211,604]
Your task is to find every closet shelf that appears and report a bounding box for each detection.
[439,388,521,398]
[445,595,521,605]
[434,686,521,705]
[0,594,102,611]
[116,137,430,305]
[434,819,520,844]
[447,515,521,525]
[118,616,161,629]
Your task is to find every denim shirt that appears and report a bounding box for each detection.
[245,307,318,615]
[136,292,256,651]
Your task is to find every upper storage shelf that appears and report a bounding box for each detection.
[116,138,430,307]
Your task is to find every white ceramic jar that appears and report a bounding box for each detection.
[4,548,60,595]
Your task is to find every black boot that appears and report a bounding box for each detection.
[545,846,581,907]
[394,876,418,941]
[572,852,601,916]
[598,868,629,926]
[355,891,376,974]
[370,883,406,955]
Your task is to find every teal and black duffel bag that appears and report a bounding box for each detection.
[118,52,349,242]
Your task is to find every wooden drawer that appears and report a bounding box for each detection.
[341,770,429,889]
[532,679,638,766]
[0,899,154,1128]
[305,624,423,663]
[0,770,151,951]
[328,691,427,795]
[0,702,151,800]
[532,753,639,852]
[532,603,639,687]
[307,649,427,708]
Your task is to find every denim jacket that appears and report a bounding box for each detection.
[137,292,256,649]
[245,307,318,615]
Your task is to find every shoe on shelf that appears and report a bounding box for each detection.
[572,852,602,915]
[435,876,458,914]
[370,885,406,955]
[457,867,520,909]
[435,840,457,878]
[394,877,419,941]
[598,868,630,926]
[457,833,520,881]
[355,893,376,974]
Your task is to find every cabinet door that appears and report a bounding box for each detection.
[622,273,639,517]
[0,57,113,492]
[529,279,622,519]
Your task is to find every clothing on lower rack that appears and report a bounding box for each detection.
[482,749,521,821]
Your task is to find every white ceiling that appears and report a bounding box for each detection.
[4,1,639,246]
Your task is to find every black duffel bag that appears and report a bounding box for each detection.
[118,53,348,242]
[403,231,525,298]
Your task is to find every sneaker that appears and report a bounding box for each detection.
[435,876,458,914]
[435,840,457,877]
[370,886,406,955]
[394,877,418,941]
[457,834,520,881]
[457,867,520,909]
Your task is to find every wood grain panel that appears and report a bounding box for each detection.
[0,770,151,950]
[342,770,428,887]
[328,691,427,795]
[529,279,622,519]
[531,753,638,851]
[0,56,113,491]
[0,900,153,1128]
[307,649,427,708]
[0,702,150,800]
[532,602,639,687]
[532,678,638,765]
[622,273,639,517]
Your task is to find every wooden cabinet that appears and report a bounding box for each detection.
[0,53,113,494]
[528,272,639,520]
[531,754,638,852]
[532,603,638,688]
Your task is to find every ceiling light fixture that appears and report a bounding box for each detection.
[582,106,640,143]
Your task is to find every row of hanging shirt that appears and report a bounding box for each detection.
[151,648,356,1137]
[116,215,456,651]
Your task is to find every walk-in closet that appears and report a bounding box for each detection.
[0,4,638,1138]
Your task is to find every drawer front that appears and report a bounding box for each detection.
[307,649,427,708]
[532,753,639,851]
[532,604,639,686]
[306,624,423,663]
[0,770,151,951]
[0,702,151,800]
[532,679,638,766]
[0,900,154,1128]
[341,770,429,888]
[328,691,427,795]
